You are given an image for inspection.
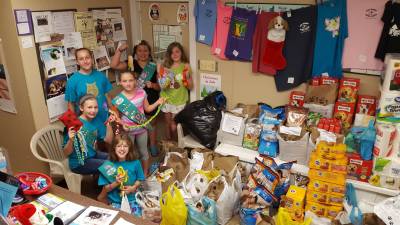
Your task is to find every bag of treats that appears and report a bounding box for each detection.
[337,77,360,103]
[243,118,262,150]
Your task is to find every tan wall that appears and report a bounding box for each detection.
[196,0,381,108]
[0,0,132,173]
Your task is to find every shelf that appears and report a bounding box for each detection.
[215,143,400,197]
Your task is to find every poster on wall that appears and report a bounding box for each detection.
[74,12,97,50]
[31,11,53,43]
[177,4,188,24]
[0,39,17,114]
[40,43,66,78]
[200,73,221,98]
[45,74,67,121]
[93,45,111,71]
[52,11,75,35]
[63,32,83,60]
[111,18,127,42]
[149,3,160,22]
[152,24,182,62]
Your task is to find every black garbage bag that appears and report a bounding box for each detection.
[175,91,226,149]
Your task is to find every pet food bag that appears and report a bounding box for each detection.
[275,207,312,225]
[337,77,360,103]
[160,185,188,225]
[187,197,217,225]
[242,118,262,150]
[377,90,400,121]
[277,132,309,166]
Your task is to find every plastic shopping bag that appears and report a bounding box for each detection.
[120,193,132,214]
[160,184,188,225]
[187,197,217,225]
[276,208,311,225]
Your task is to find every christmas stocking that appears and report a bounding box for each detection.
[262,39,287,70]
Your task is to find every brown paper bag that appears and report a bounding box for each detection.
[305,83,338,106]
[213,153,239,174]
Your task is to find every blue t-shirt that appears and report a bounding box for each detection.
[312,0,348,78]
[98,160,145,204]
[65,69,112,136]
[195,0,217,45]
[225,7,257,61]
[63,118,104,169]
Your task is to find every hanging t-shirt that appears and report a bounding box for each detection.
[224,7,257,61]
[195,0,217,45]
[211,2,233,60]
[312,0,348,78]
[275,6,317,92]
[375,1,400,60]
[252,11,278,75]
[342,0,385,71]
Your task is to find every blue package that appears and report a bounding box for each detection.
[0,181,18,217]
[360,121,376,160]
[240,207,261,225]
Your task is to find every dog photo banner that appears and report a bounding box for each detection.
[0,39,17,114]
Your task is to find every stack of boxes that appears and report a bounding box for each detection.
[306,141,347,220]
[280,185,306,222]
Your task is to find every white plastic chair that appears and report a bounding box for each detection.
[30,124,83,194]
[177,123,206,149]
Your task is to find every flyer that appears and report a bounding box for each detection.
[74,12,97,50]
[111,17,127,41]
[40,43,66,77]
[45,74,68,120]
[63,32,83,59]
[200,73,221,98]
[31,11,52,43]
[52,11,75,35]
[93,45,111,71]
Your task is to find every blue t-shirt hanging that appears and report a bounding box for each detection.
[225,7,257,61]
[195,0,217,45]
[312,0,348,78]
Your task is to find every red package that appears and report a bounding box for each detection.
[333,102,355,130]
[59,109,83,131]
[337,78,360,103]
[310,78,320,86]
[356,95,376,116]
[317,118,341,134]
[320,77,339,85]
[289,91,305,107]
[346,153,373,182]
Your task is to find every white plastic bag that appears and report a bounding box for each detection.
[216,169,241,225]
[374,195,400,225]
[305,211,331,225]
[120,193,132,214]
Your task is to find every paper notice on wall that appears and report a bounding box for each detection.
[31,11,53,43]
[63,32,83,59]
[40,43,66,78]
[52,11,75,35]
[152,24,182,61]
[105,8,122,19]
[159,34,176,50]
[200,73,221,98]
[111,18,127,41]
[45,74,68,121]
[93,45,111,71]
[74,12,97,50]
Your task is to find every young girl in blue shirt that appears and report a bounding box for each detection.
[97,134,145,216]
[63,94,115,174]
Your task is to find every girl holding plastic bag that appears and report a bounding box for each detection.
[97,134,145,217]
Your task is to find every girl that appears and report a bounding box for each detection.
[98,134,145,216]
[112,71,164,176]
[158,42,193,141]
[111,40,161,156]
[65,48,113,138]
[63,94,114,174]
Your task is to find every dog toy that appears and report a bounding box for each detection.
[262,15,288,70]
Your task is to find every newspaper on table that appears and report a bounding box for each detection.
[70,206,119,225]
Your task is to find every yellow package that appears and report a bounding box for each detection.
[276,207,311,225]
[309,152,348,174]
[305,201,327,218]
[316,141,346,159]
[326,205,343,220]
[306,190,344,207]
[288,209,305,222]
[308,169,346,186]
[285,185,306,211]
[308,179,346,195]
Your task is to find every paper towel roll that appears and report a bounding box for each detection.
[374,123,396,158]
[381,54,400,92]
[377,90,400,118]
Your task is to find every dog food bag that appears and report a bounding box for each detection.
[306,190,344,207]
[337,77,360,103]
[243,118,262,150]
[308,169,346,186]
[356,95,377,115]
[307,179,346,195]
[320,77,339,85]
[333,102,355,130]
[377,90,400,120]
[285,106,309,127]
